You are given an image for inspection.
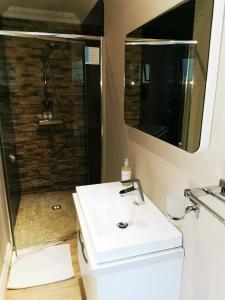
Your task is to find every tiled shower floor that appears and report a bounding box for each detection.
[14,190,77,249]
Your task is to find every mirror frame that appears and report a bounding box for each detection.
[124,0,225,152]
[199,0,225,151]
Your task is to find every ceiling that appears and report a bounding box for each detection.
[0,0,98,22]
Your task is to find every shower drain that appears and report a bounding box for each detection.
[52,204,61,210]
[117,222,128,229]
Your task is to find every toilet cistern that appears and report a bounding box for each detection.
[120,178,145,205]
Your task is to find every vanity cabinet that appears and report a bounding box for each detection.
[73,182,184,300]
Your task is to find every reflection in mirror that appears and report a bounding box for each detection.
[124,0,216,152]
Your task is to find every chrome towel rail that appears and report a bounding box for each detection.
[184,179,225,224]
[184,189,225,224]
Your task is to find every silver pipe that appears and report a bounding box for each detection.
[201,188,225,205]
[185,189,225,225]
[125,38,197,46]
[0,30,101,42]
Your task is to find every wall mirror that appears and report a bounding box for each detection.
[124,0,224,152]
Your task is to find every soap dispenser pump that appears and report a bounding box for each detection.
[121,158,131,186]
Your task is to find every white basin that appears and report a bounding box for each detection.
[75,181,182,264]
[74,181,184,300]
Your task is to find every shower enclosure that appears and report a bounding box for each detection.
[0,37,21,231]
[0,31,102,250]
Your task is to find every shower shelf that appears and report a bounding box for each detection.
[38,119,64,126]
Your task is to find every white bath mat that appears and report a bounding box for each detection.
[7,244,75,289]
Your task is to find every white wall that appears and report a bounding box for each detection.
[104,0,225,299]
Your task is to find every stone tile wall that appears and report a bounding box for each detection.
[0,17,81,34]
[1,18,88,194]
[124,45,142,128]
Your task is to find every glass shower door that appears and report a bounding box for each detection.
[0,126,21,230]
[0,32,102,251]
[0,37,21,231]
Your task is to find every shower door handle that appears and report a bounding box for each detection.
[9,154,16,162]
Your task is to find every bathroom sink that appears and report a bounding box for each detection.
[75,182,182,264]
